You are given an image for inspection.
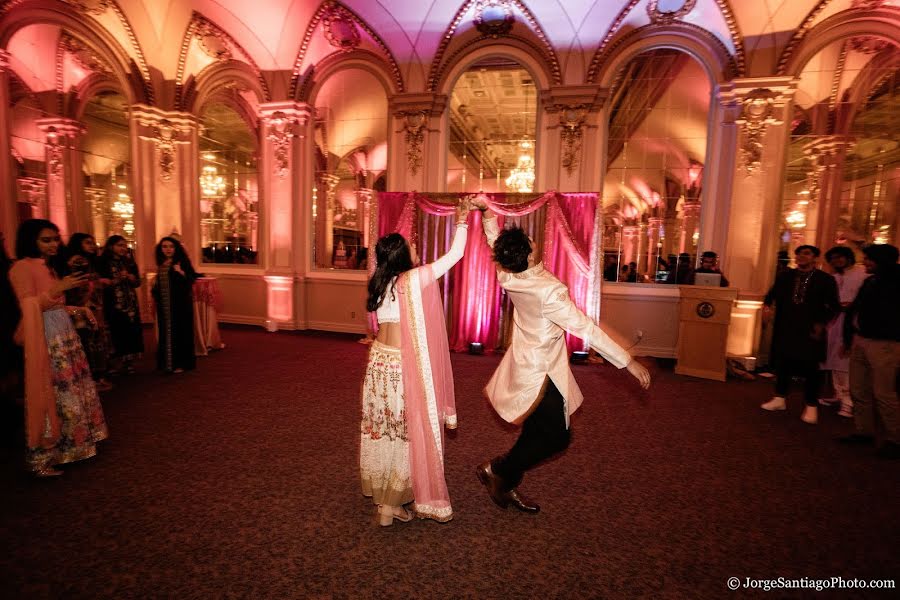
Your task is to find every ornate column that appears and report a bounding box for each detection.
[388,93,448,191]
[679,200,702,254]
[715,79,795,296]
[541,86,607,192]
[357,187,374,249]
[805,136,855,249]
[258,102,312,330]
[129,105,198,273]
[316,172,339,268]
[712,78,795,360]
[35,118,85,238]
[646,216,663,277]
[0,50,16,255]
[621,224,639,268]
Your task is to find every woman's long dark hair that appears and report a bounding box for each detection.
[154,236,196,278]
[366,233,413,312]
[66,232,97,272]
[101,235,129,260]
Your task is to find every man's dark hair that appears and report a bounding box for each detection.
[494,226,532,273]
[795,244,821,257]
[824,246,855,264]
[862,244,899,270]
[701,251,718,260]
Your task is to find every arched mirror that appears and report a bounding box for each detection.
[603,49,711,284]
[783,39,899,259]
[446,57,537,193]
[198,101,260,264]
[312,68,387,270]
[81,91,133,244]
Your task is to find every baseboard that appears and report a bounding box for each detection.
[218,314,267,327]
[631,345,677,359]
[305,320,368,335]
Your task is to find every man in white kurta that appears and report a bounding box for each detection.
[474,206,651,513]
[820,247,868,417]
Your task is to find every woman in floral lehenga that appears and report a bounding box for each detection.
[9,219,108,477]
[98,235,144,374]
[63,233,113,391]
[152,237,198,373]
[360,201,469,526]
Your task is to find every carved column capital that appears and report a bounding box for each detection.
[36,118,85,180]
[260,102,312,179]
[130,105,197,182]
[390,94,447,177]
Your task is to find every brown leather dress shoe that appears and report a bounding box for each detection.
[507,488,540,513]
[476,462,510,509]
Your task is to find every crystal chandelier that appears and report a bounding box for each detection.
[200,164,226,196]
[505,141,535,193]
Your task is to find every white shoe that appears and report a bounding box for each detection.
[801,406,818,424]
[761,397,786,411]
[838,403,853,418]
[818,397,838,406]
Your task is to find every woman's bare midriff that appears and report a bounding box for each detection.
[376,322,401,348]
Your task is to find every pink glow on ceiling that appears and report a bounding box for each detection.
[62,52,92,91]
[8,24,60,93]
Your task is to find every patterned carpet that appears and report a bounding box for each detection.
[1,327,898,599]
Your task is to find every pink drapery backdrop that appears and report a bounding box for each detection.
[372,192,602,353]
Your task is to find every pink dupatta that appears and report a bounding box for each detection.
[399,264,456,522]
[10,259,61,449]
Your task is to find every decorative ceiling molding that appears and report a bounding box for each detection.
[474,0,514,36]
[778,3,900,75]
[588,22,738,86]
[61,31,112,75]
[589,0,743,82]
[647,0,697,24]
[777,0,835,75]
[427,0,561,91]
[321,4,361,52]
[175,12,270,109]
[60,0,110,15]
[0,0,153,104]
[711,0,746,76]
[289,1,404,99]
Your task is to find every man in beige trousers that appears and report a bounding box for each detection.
[473,201,651,513]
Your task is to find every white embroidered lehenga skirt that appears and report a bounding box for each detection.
[360,341,413,507]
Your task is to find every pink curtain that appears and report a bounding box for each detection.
[375,192,599,353]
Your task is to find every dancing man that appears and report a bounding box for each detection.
[473,200,651,513]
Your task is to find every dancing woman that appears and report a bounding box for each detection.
[9,219,108,476]
[361,201,469,526]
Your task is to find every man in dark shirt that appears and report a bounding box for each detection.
[761,245,840,424]
[839,244,900,459]
[690,250,730,287]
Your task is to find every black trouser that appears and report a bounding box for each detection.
[774,358,822,407]
[492,380,571,490]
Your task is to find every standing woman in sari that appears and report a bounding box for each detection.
[360,201,469,526]
[98,235,143,374]
[9,219,108,477]
[152,237,198,373]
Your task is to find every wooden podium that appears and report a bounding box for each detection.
[675,286,738,381]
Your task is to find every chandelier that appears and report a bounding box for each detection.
[201,164,226,197]
[505,141,535,193]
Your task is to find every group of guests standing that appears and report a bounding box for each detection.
[1,218,201,477]
[761,243,900,460]
[360,199,650,526]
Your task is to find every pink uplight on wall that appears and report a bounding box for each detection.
[263,275,293,330]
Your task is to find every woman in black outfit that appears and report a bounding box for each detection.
[98,235,144,374]
[152,237,198,373]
